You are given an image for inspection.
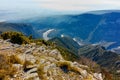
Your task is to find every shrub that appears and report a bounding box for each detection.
[56,61,81,74]
[33,39,52,46]
[78,56,101,73]
[10,55,23,64]
[56,46,78,61]
[37,64,47,80]
[0,31,30,44]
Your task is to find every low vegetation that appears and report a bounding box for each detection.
[0,31,30,44]
[0,54,17,80]
[56,61,80,73]
[56,46,78,61]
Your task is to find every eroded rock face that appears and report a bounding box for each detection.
[0,39,103,80]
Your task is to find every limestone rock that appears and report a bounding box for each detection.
[0,39,103,80]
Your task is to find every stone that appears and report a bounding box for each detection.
[25,47,35,54]
[39,46,46,52]
[26,68,37,74]
[26,54,36,64]
[94,73,103,80]
[25,73,38,80]
[0,39,104,80]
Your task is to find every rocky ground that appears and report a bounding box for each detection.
[0,39,103,80]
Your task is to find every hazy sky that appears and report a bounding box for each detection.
[0,0,120,12]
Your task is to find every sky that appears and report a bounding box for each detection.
[0,0,120,16]
[0,0,120,11]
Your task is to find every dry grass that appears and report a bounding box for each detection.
[37,64,47,80]
[0,54,17,80]
[10,54,23,64]
[56,61,82,74]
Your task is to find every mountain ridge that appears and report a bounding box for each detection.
[0,22,38,38]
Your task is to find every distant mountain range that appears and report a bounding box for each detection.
[0,10,120,49]
[10,10,119,49]
[87,10,120,14]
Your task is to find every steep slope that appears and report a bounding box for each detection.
[48,36,120,79]
[90,12,120,48]
[49,37,120,71]
[49,37,80,55]
[0,39,103,80]
[78,45,120,79]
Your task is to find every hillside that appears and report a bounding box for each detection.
[49,37,80,56]
[78,45,120,79]
[48,36,120,80]
[0,22,37,38]
[0,33,103,80]
[48,36,120,72]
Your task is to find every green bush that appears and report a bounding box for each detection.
[56,46,78,61]
[0,31,30,44]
